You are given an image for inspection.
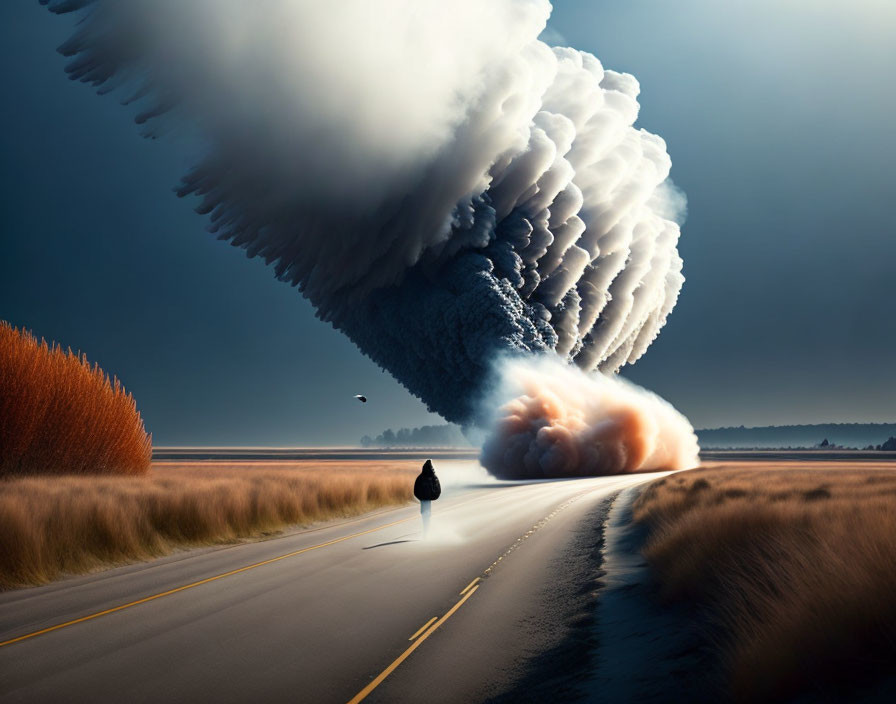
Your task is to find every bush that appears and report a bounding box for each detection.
[0,321,151,477]
[634,467,896,701]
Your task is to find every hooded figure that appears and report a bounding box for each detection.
[414,459,441,537]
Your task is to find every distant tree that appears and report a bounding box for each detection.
[881,437,896,451]
[697,423,896,450]
[819,438,830,447]
[360,424,470,447]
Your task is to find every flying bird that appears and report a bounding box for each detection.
[354,395,367,403]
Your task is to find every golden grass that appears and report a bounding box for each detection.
[0,461,418,590]
[0,321,151,477]
[633,463,896,701]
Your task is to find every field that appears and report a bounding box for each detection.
[633,461,896,701]
[0,461,419,590]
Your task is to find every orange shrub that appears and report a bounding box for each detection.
[0,321,151,477]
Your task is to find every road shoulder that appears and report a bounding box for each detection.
[581,485,717,702]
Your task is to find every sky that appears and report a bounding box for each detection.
[2,1,895,444]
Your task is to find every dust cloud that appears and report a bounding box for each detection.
[480,357,699,479]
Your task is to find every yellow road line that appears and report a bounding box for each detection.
[459,576,480,595]
[347,585,480,704]
[0,486,513,650]
[0,515,413,649]
[346,484,609,703]
[407,617,438,641]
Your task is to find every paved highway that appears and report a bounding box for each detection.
[0,462,665,703]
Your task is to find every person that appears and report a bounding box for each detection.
[413,459,441,537]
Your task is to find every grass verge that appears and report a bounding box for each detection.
[0,461,417,590]
[633,465,896,702]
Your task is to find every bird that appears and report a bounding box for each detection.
[354,395,367,403]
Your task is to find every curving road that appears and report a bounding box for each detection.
[0,463,665,703]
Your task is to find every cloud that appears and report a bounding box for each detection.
[42,0,688,431]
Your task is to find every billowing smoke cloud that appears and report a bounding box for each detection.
[481,357,699,479]
[41,1,690,456]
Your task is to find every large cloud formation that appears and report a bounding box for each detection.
[41,0,688,445]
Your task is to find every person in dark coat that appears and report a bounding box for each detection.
[413,459,441,537]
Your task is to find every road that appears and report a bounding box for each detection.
[0,463,664,703]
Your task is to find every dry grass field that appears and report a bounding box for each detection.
[0,461,418,590]
[0,321,151,477]
[634,462,896,701]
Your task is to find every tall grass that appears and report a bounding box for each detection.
[0,462,417,590]
[633,467,896,701]
[0,321,151,477]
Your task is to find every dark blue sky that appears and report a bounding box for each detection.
[2,1,895,444]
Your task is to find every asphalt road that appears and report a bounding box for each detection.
[0,463,665,704]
